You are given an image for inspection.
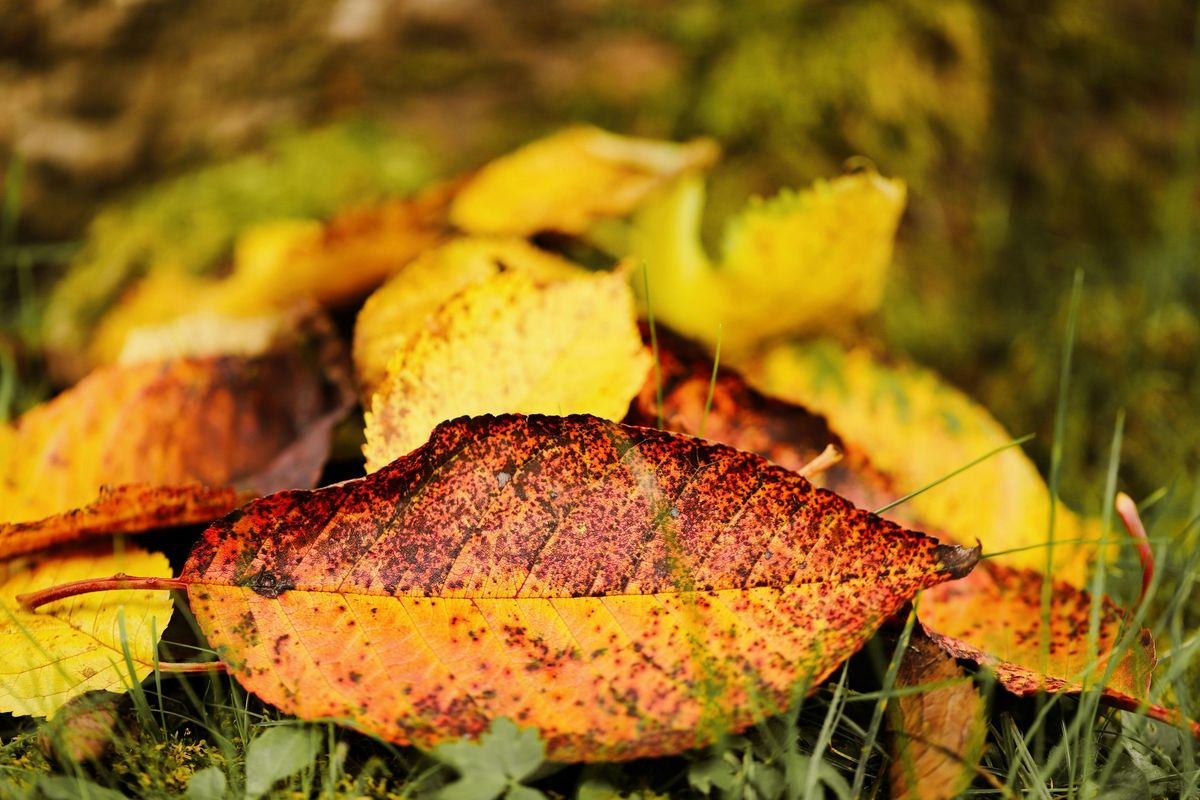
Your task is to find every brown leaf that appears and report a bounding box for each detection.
[0,335,353,559]
[626,324,896,513]
[38,691,126,762]
[888,629,986,800]
[179,413,978,761]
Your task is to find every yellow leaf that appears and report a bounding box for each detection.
[363,269,651,472]
[630,170,905,355]
[86,187,452,369]
[0,545,174,717]
[353,238,589,400]
[118,312,289,364]
[748,339,1095,583]
[449,126,719,236]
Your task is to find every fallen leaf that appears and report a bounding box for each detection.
[353,237,589,400]
[362,270,650,471]
[42,122,436,381]
[230,179,458,308]
[625,324,896,513]
[117,312,291,365]
[87,184,454,370]
[0,485,247,563]
[182,413,978,761]
[887,628,986,800]
[918,559,1155,703]
[0,343,351,559]
[0,545,173,717]
[749,339,1097,582]
[627,329,1154,725]
[449,125,719,236]
[630,170,905,356]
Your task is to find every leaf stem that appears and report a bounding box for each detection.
[1115,492,1155,606]
[17,574,187,612]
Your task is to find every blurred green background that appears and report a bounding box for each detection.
[1,0,1197,513]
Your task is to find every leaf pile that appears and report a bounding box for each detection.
[4,123,1190,782]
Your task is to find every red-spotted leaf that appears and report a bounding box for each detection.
[180,414,977,761]
[633,327,1167,724]
[919,560,1155,703]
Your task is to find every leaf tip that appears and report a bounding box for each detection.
[934,542,981,580]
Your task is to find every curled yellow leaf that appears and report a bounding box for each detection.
[450,125,719,236]
[87,187,452,369]
[631,170,905,355]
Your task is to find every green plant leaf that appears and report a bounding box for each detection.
[244,725,320,800]
[434,718,547,800]
[687,754,738,794]
[506,785,549,800]
[185,767,228,800]
[36,776,127,800]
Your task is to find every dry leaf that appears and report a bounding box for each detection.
[0,545,173,717]
[182,413,978,761]
[634,328,1154,726]
[888,629,986,800]
[362,269,650,471]
[0,343,351,559]
[919,559,1155,703]
[353,237,588,400]
[631,170,905,355]
[450,126,719,236]
[38,691,126,762]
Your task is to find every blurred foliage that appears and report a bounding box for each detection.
[38,123,436,379]
[5,0,1197,510]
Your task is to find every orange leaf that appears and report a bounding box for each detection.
[180,414,977,761]
[0,485,247,562]
[0,344,352,559]
[918,560,1155,703]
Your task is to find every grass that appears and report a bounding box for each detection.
[2,349,1197,798]
[2,78,1199,797]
